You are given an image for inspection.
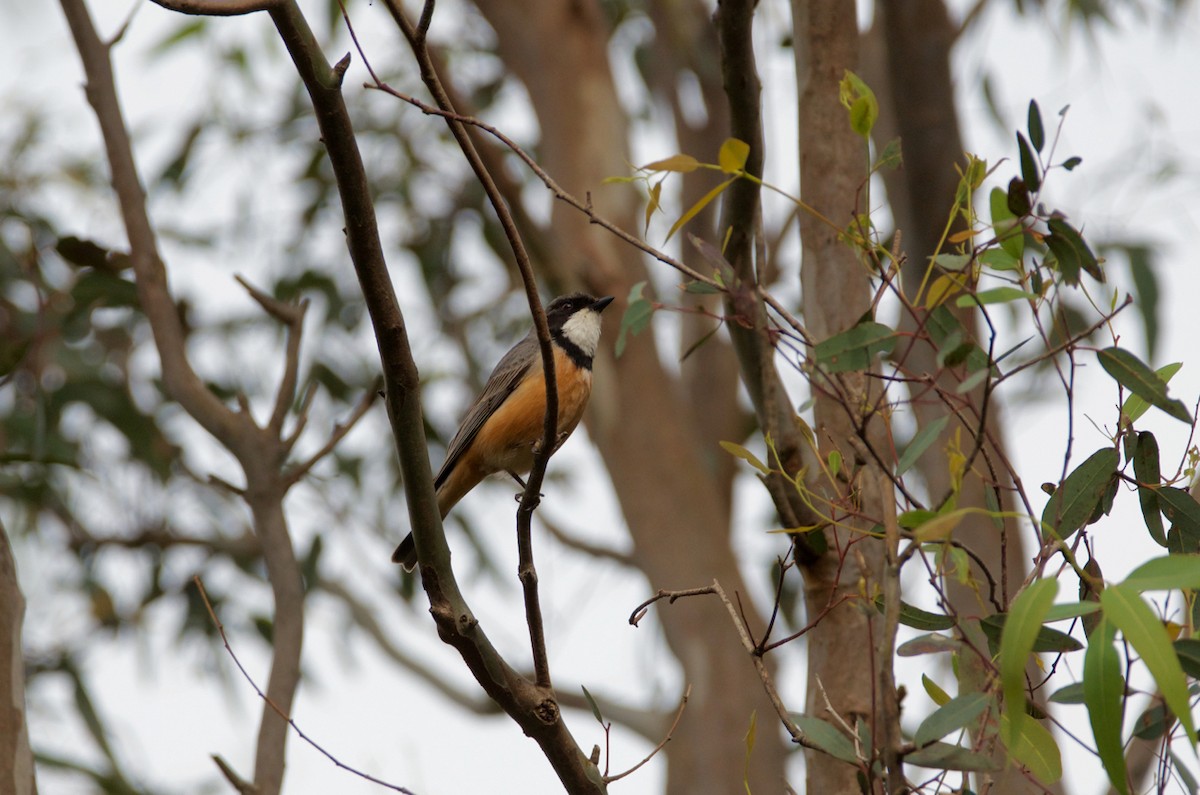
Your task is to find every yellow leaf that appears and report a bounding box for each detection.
[641,153,700,173]
[948,228,977,244]
[924,273,966,309]
[644,180,662,235]
[914,508,970,542]
[667,177,735,242]
[718,138,750,173]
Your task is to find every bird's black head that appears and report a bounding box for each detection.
[545,293,614,363]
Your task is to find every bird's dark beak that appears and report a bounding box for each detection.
[593,296,615,313]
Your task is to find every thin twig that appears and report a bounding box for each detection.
[284,379,381,487]
[603,685,692,784]
[192,576,414,793]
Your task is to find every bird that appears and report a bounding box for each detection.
[393,292,615,571]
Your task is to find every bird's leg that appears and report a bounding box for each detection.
[506,470,544,504]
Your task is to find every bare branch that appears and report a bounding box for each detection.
[538,514,635,568]
[603,685,691,784]
[234,274,309,437]
[148,0,282,16]
[193,578,415,794]
[283,380,380,487]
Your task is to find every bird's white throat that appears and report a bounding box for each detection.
[560,310,603,357]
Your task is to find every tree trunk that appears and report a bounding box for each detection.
[793,3,887,793]
[0,521,37,795]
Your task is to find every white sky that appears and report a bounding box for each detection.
[4,0,1200,793]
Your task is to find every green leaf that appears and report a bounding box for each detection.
[1028,99,1045,153]
[982,613,1081,653]
[999,579,1058,746]
[1016,132,1040,192]
[718,138,750,173]
[1048,682,1086,705]
[1123,555,1200,591]
[1040,447,1119,540]
[581,685,604,724]
[743,710,756,795]
[792,713,859,764]
[814,322,897,374]
[1122,363,1181,424]
[641,153,701,173]
[1101,583,1197,744]
[873,595,955,631]
[1007,177,1032,217]
[615,281,653,358]
[1000,712,1062,784]
[1042,601,1102,623]
[899,634,962,657]
[682,280,722,295]
[719,441,770,475]
[839,71,878,138]
[1046,217,1102,285]
[1175,638,1200,679]
[874,137,903,171]
[1084,617,1128,795]
[914,692,990,747]
[954,287,1036,308]
[1099,347,1191,423]
[931,253,973,271]
[1062,156,1083,171]
[1160,487,1200,545]
[906,741,1001,772]
[1132,431,1167,546]
[896,416,950,476]
[990,187,1025,259]
[922,673,951,706]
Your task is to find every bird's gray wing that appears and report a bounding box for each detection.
[434,332,538,489]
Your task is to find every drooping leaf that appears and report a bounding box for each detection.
[1101,583,1197,744]
[666,177,737,243]
[1046,217,1102,285]
[1174,638,1200,679]
[1040,447,1120,539]
[914,692,991,748]
[581,685,605,724]
[1084,617,1128,795]
[1132,431,1167,546]
[1100,347,1191,423]
[1160,487,1200,546]
[1000,711,1062,784]
[897,416,950,476]
[999,579,1058,746]
[719,441,770,475]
